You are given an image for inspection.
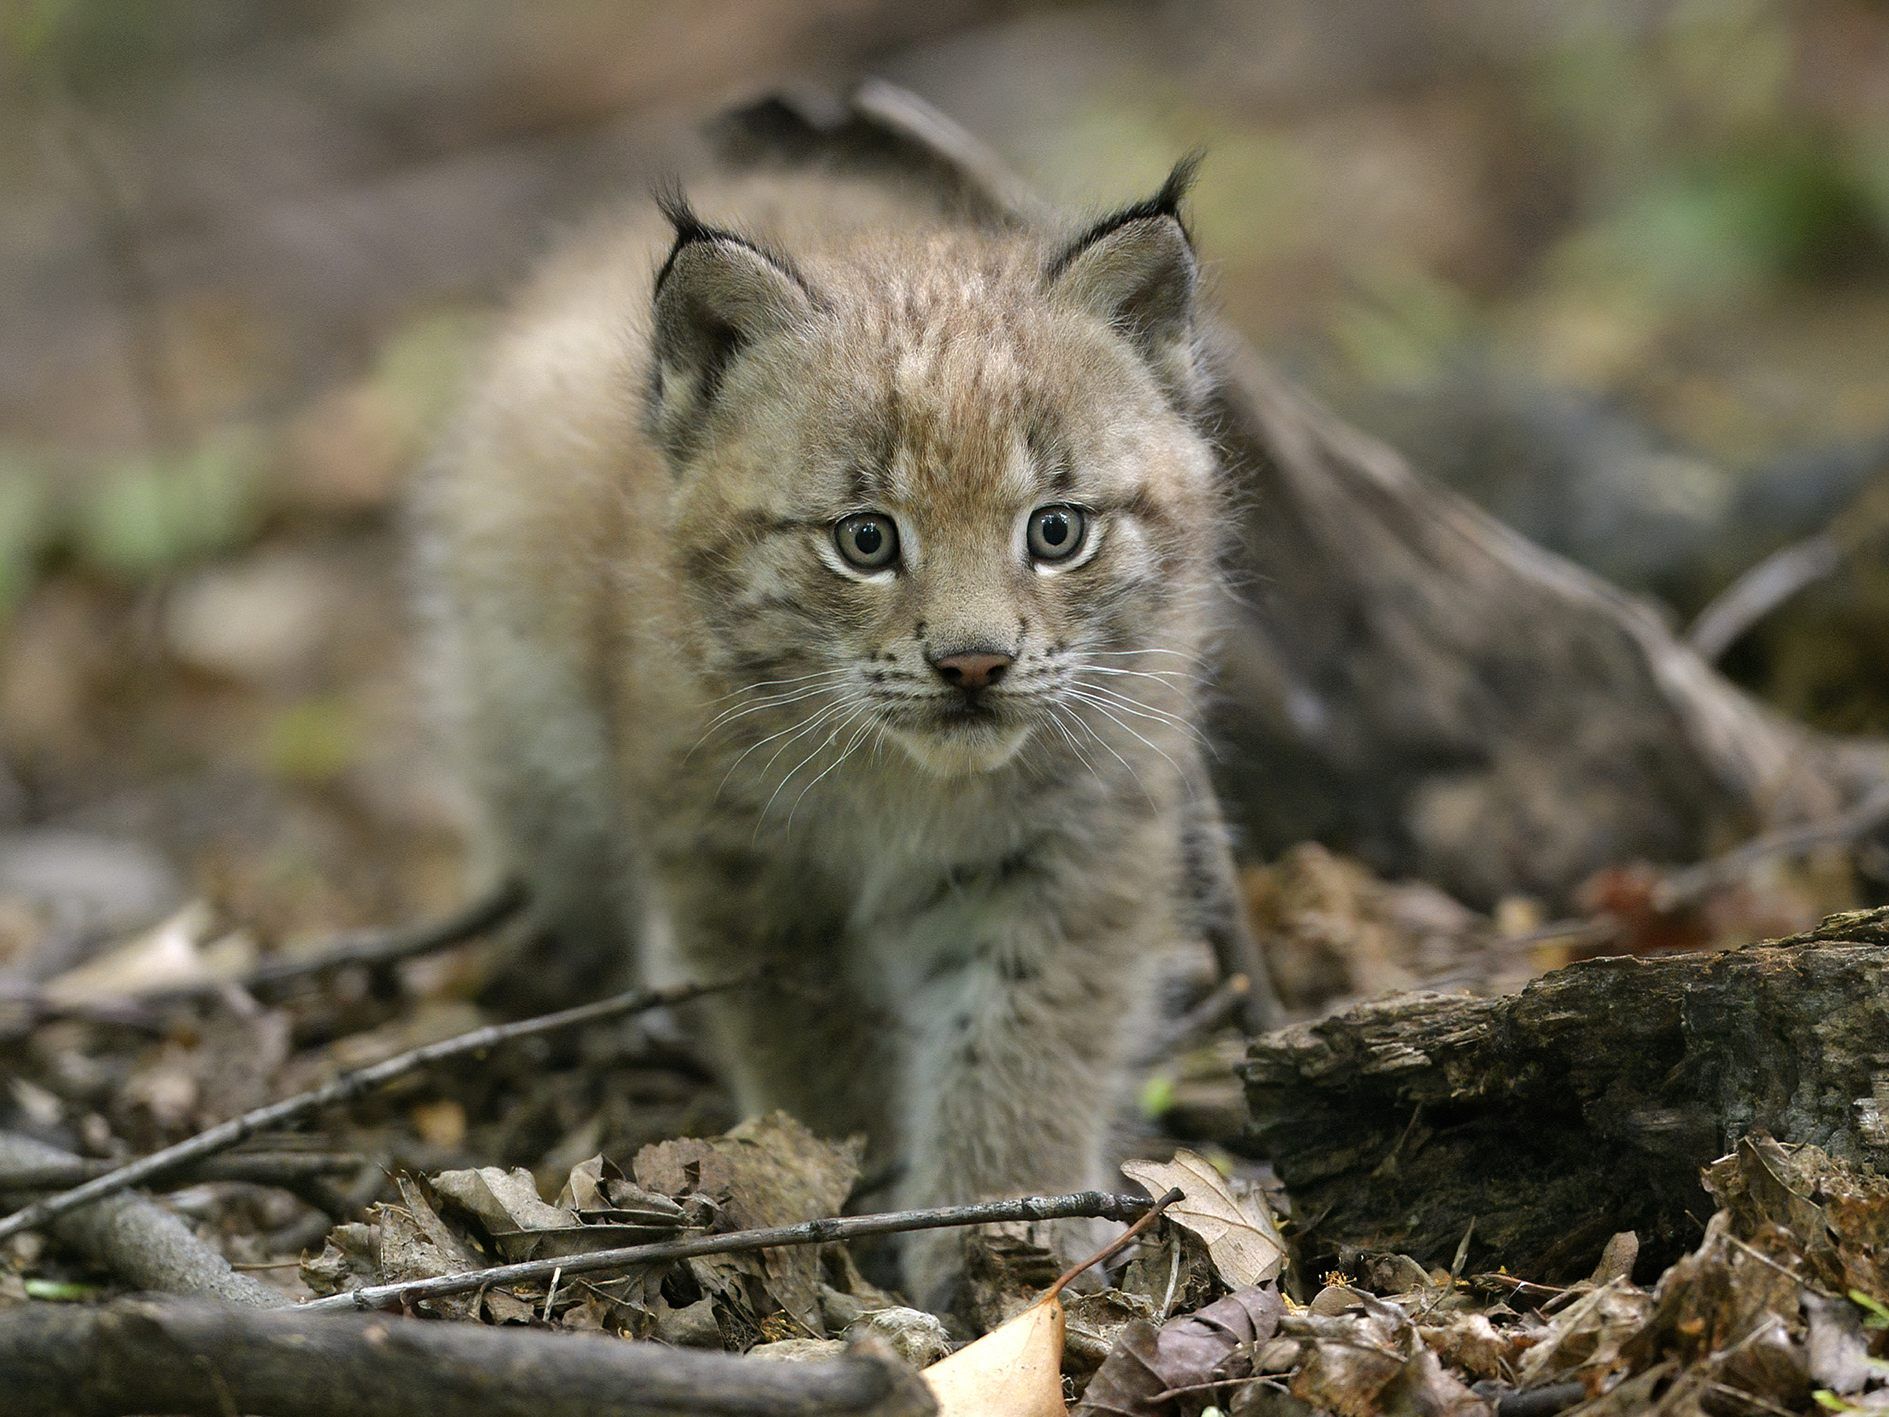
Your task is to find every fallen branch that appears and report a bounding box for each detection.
[0,883,526,1031]
[0,973,748,1244]
[0,1297,936,1417]
[0,1132,288,1309]
[233,878,527,998]
[304,1189,1160,1313]
[0,1150,364,1194]
[1654,779,1889,910]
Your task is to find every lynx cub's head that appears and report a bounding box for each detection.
[648,162,1223,779]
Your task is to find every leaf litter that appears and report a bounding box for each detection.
[6,850,1888,1415]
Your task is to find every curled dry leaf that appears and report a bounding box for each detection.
[924,1181,1185,1417]
[924,1294,1069,1417]
[431,1166,575,1259]
[1121,1150,1286,1289]
[557,1153,692,1227]
[433,1161,692,1260]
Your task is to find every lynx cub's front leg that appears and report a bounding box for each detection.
[882,821,1176,1304]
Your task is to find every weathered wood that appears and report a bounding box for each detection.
[1198,343,1884,906]
[0,1132,289,1309]
[1241,908,1889,1281]
[0,1298,937,1417]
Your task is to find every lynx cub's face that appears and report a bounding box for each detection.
[647,169,1220,779]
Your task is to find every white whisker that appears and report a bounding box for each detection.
[1063,689,1190,784]
[703,666,851,705]
[1067,681,1211,750]
[784,714,878,827]
[716,696,850,797]
[686,679,849,760]
[756,702,870,833]
[1052,692,1157,809]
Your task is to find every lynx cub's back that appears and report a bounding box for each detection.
[417,157,1259,1301]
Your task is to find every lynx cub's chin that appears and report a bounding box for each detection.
[888,718,1033,777]
[415,153,1267,1305]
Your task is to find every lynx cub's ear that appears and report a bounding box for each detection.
[648,188,815,459]
[1045,155,1205,410]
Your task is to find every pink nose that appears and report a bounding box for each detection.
[930,650,1013,692]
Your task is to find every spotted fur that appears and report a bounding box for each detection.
[415,162,1249,1303]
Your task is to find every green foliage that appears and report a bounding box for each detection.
[1330,266,1477,387]
[2,0,199,85]
[21,1276,101,1301]
[1556,140,1885,308]
[263,698,359,786]
[1138,1070,1177,1121]
[1852,1288,1889,1329]
[0,456,56,616]
[71,434,265,582]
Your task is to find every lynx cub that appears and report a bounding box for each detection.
[416,156,1260,1299]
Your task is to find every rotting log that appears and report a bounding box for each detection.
[0,1298,937,1417]
[1241,908,1889,1281]
[709,84,1888,911]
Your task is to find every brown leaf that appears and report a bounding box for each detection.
[367,1175,489,1320]
[1122,1151,1286,1289]
[633,1111,862,1338]
[431,1165,576,1259]
[1073,1285,1282,1417]
[558,1153,691,1227]
[925,1296,1069,1417]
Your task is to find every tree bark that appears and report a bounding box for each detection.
[711,84,1888,910]
[1241,908,1889,1281]
[0,1298,937,1417]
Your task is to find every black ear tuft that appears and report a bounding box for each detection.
[1045,155,1208,409]
[645,184,817,462]
[1045,151,1203,282]
[651,179,808,298]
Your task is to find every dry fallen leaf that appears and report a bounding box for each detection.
[431,1165,576,1259]
[924,1186,1185,1417]
[1121,1150,1286,1289]
[924,1294,1068,1417]
[1073,1285,1282,1417]
[633,1111,863,1337]
[41,904,235,1002]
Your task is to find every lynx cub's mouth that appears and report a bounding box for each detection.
[887,703,1033,777]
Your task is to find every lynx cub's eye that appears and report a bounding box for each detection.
[834,513,900,571]
[1026,504,1087,563]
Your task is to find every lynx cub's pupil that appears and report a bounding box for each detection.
[836,513,898,570]
[1028,505,1085,562]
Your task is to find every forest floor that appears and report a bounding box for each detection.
[3,3,1888,1414]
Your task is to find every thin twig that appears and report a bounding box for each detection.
[1655,782,1889,911]
[212,878,527,1001]
[1687,530,1846,663]
[0,883,527,1027]
[302,1190,1163,1313]
[1045,1185,1183,1300]
[0,1150,364,1193]
[0,973,748,1244]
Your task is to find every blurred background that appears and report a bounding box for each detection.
[3,0,1888,958]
